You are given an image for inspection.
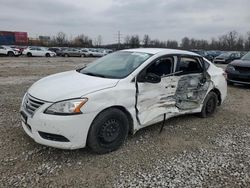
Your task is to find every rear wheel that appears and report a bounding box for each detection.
[27,52,32,57]
[200,91,218,118]
[45,53,50,57]
[8,51,14,57]
[64,54,69,57]
[87,108,129,154]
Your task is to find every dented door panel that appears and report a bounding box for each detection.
[137,76,179,125]
[175,74,211,110]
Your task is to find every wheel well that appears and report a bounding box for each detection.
[210,88,222,105]
[97,106,134,134]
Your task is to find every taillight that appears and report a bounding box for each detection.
[223,72,227,79]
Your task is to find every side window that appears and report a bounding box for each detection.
[146,57,174,77]
[0,46,3,49]
[176,57,203,75]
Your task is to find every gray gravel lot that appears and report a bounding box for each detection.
[0,57,250,187]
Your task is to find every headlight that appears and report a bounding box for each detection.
[44,98,88,115]
[226,65,235,72]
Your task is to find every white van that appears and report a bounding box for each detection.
[20,48,227,154]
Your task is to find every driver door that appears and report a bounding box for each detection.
[136,56,179,126]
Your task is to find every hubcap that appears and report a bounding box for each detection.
[98,119,121,143]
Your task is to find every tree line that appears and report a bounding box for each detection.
[29,31,250,51]
[123,31,250,51]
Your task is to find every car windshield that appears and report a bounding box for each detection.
[80,51,152,79]
[241,52,250,61]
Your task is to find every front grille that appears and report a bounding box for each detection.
[234,66,250,73]
[23,94,45,116]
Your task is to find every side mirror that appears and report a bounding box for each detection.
[144,73,161,84]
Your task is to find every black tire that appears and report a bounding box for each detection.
[64,54,69,57]
[8,51,14,57]
[81,54,86,57]
[45,53,50,57]
[89,54,93,57]
[200,91,218,118]
[87,108,129,154]
[27,52,32,57]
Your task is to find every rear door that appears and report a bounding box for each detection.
[136,56,179,125]
[174,56,211,110]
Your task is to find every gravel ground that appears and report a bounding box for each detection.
[0,57,250,187]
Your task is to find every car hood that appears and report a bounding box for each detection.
[28,70,119,102]
[230,60,250,68]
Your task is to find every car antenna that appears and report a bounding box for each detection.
[159,113,166,133]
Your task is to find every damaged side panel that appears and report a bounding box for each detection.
[136,73,211,127]
[175,74,211,110]
[137,76,180,125]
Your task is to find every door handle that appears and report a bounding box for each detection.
[165,85,176,89]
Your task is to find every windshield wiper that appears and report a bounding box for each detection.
[83,72,107,78]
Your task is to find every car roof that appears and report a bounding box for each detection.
[122,48,200,56]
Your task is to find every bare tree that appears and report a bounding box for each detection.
[74,34,92,47]
[244,31,250,50]
[55,32,67,46]
[97,35,102,46]
[143,34,151,47]
[166,40,178,48]
[181,37,190,49]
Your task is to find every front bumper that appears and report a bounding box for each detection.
[20,103,97,150]
[227,72,250,85]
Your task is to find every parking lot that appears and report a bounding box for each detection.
[0,57,250,187]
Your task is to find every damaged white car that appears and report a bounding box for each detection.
[20,48,227,154]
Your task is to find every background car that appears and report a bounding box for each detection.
[60,48,86,57]
[207,50,223,61]
[0,45,21,56]
[190,49,214,61]
[225,51,250,85]
[48,47,64,56]
[213,52,242,64]
[80,48,90,57]
[23,46,56,57]
[88,48,106,57]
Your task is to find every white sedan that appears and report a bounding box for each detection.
[23,47,56,57]
[20,48,227,154]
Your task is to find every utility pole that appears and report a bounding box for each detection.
[118,31,121,49]
[114,31,122,50]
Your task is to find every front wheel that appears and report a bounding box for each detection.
[199,91,218,118]
[87,108,129,154]
[45,53,50,57]
[8,51,15,57]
